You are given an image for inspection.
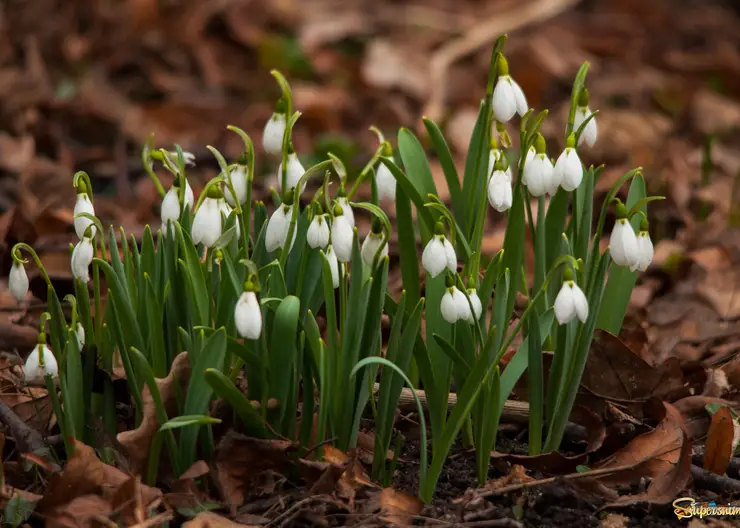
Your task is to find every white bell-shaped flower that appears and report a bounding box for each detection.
[467,289,483,322]
[609,204,639,268]
[161,185,182,231]
[307,214,330,250]
[265,204,296,253]
[331,207,354,263]
[325,245,340,289]
[235,288,262,340]
[440,287,460,324]
[74,192,96,240]
[192,191,224,247]
[71,236,94,283]
[277,152,306,196]
[554,274,589,325]
[24,342,58,385]
[422,224,457,278]
[376,160,396,201]
[226,165,249,207]
[361,229,388,267]
[491,55,527,122]
[487,165,513,212]
[263,112,287,155]
[184,179,195,209]
[454,287,472,323]
[75,322,85,349]
[555,135,583,192]
[631,222,654,272]
[573,89,597,147]
[336,196,355,229]
[9,260,29,302]
[523,135,555,197]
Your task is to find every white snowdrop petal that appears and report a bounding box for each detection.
[263,113,287,155]
[161,187,181,229]
[226,166,249,207]
[326,246,340,288]
[510,78,528,116]
[422,238,447,278]
[71,238,94,282]
[24,344,58,385]
[634,233,654,272]
[554,283,576,325]
[332,216,354,262]
[469,290,483,320]
[235,291,262,340]
[277,153,306,196]
[74,194,96,240]
[571,283,589,323]
[307,216,330,249]
[492,77,516,122]
[609,220,639,267]
[376,162,397,201]
[559,149,583,192]
[337,197,355,229]
[184,180,195,209]
[361,233,388,266]
[192,198,222,247]
[488,170,513,212]
[442,238,457,274]
[453,287,472,323]
[9,261,29,302]
[266,207,291,252]
[440,291,459,324]
[76,323,85,349]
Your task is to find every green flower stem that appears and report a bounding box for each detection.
[11,243,53,288]
[347,142,387,200]
[271,71,294,189]
[141,136,166,198]
[63,295,78,328]
[227,126,256,257]
[193,176,225,212]
[565,63,590,138]
[72,171,95,201]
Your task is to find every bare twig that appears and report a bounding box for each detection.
[423,0,582,123]
[0,397,46,454]
[690,465,740,495]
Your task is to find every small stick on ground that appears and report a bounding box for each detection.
[690,465,740,495]
[0,397,46,454]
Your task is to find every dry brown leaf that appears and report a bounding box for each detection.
[116,352,191,474]
[38,440,161,518]
[44,495,112,528]
[377,487,423,526]
[691,90,740,135]
[182,511,259,528]
[486,464,534,491]
[591,401,692,506]
[704,406,734,475]
[696,267,740,319]
[601,513,629,528]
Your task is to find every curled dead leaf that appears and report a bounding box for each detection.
[116,352,191,474]
[376,487,423,526]
[704,406,735,475]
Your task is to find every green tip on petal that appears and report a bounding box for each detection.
[566,133,576,149]
[578,88,590,108]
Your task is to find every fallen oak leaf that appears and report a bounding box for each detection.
[376,487,423,525]
[704,406,735,476]
[116,352,191,475]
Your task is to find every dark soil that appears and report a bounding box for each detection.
[391,429,691,527]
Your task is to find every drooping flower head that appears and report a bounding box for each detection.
[331,202,354,263]
[631,217,654,272]
[361,217,389,267]
[71,231,94,283]
[73,178,96,240]
[24,330,58,386]
[277,144,306,196]
[9,255,29,302]
[555,133,583,192]
[235,279,262,340]
[422,222,457,278]
[192,184,227,248]
[265,190,297,253]
[523,134,555,197]
[492,54,528,122]
[574,88,598,148]
[307,205,330,250]
[554,267,589,325]
[226,153,250,207]
[609,199,639,268]
[263,97,288,155]
[487,156,513,212]
[375,143,396,201]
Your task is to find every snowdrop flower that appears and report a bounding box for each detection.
[554,269,589,325]
[219,200,240,239]
[487,158,513,212]
[73,185,96,240]
[466,288,483,322]
[523,135,555,197]
[183,179,195,209]
[376,159,396,201]
[226,162,249,207]
[361,222,388,267]
[307,213,330,250]
[573,89,597,147]
[492,54,527,122]
[235,282,262,340]
[263,101,287,155]
[421,222,457,278]
[277,150,306,196]
[454,287,473,323]
[71,236,94,283]
[192,186,226,247]
[75,322,85,349]
[325,245,340,288]
[336,194,355,229]
[555,134,583,192]
[265,199,297,253]
[487,146,512,183]
[161,182,183,231]
[9,259,29,302]
[609,200,639,268]
[331,204,354,262]
[440,286,462,324]
[24,340,58,385]
[631,218,654,272]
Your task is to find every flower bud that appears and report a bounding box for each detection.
[9,260,29,302]
[71,237,94,282]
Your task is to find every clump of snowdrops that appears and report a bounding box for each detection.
[8,35,659,503]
